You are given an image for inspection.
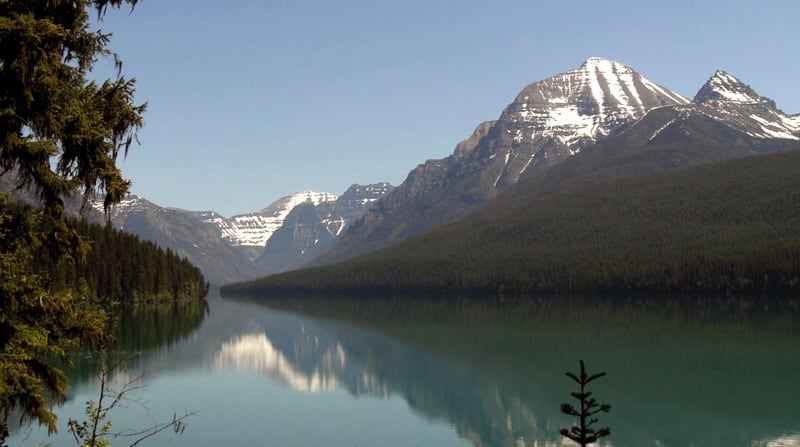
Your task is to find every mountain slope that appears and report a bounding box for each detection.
[507,106,799,203]
[195,191,338,261]
[316,58,690,264]
[692,70,799,140]
[97,196,260,285]
[223,149,800,295]
[255,183,393,274]
[87,184,392,284]
[254,202,337,274]
[316,62,799,266]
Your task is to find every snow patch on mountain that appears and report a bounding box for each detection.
[507,57,690,151]
[198,191,338,249]
[90,195,173,231]
[91,195,147,215]
[695,70,762,104]
[694,70,800,141]
[317,183,392,238]
[474,57,692,189]
[649,117,679,141]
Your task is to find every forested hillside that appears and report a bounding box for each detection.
[43,219,210,302]
[223,150,800,296]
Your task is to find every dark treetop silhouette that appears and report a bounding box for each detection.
[560,360,612,447]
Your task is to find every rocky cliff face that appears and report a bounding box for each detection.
[317,57,691,264]
[256,183,393,275]
[89,183,392,283]
[195,191,338,261]
[692,70,799,141]
[89,196,260,284]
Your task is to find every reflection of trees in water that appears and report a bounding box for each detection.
[259,294,800,447]
[304,313,559,447]
[116,299,210,351]
[8,299,209,440]
[66,299,209,388]
[38,293,800,447]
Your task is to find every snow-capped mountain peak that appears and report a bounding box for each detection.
[694,70,766,105]
[259,190,338,215]
[197,190,338,254]
[692,70,799,141]
[504,57,689,152]
[90,194,157,218]
[457,57,693,189]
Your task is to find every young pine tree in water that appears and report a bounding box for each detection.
[560,360,612,447]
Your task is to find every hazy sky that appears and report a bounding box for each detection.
[94,0,800,217]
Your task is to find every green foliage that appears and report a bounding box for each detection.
[1,197,208,442]
[0,1,152,442]
[0,194,108,437]
[66,352,193,447]
[223,149,800,296]
[45,218,210,304]
[0,0,145,259]
[560,360,611,447]
[68,399,114,447]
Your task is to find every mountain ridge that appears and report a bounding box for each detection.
[5,57,799,288]
[223,148,800,295]
[194,190,338,260]
[314,57,694,265]
[88,183,392,284]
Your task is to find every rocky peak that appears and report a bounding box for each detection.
[337,183,393,204]
[694,70,773,107]
[258,190,337,216]
[503,57,689,152]
[692,70,798,141]
[194,190,338,260]
[255,183,393,274]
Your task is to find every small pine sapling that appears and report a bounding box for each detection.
[560,360,611,447]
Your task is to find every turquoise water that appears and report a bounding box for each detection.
[8,292,800,447]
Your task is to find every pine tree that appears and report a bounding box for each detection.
[560,360,612,447]
[1,1,143,442]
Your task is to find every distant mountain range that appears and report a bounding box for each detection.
[224,57,800,294]
[314,58,799,265]
[190,191,339,261]
[87,183,393,284]
[0,173,392,284]
[4,57,799,290]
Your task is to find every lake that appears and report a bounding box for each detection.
[7,291,800,447]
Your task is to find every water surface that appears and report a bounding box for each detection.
[8,292,800,447]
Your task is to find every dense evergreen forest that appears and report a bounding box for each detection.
[43,217,210,303]
[223,150,800,296]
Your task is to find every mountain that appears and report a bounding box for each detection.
[255,183,393,274]
[0,174,247,284]
[316,57,691,264]
[253,202,336,274]
[7,58,799,288]
[223,148,800,296]
[227,61,800,293]
[692,70,799,140]
[504,70,800,202]
[94,196,260,285]
[314,60,800,266]
[85,184,392,284]
[194,191,338,261]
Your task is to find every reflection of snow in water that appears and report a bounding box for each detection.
[212,332,344,393]
[759,434,800,447]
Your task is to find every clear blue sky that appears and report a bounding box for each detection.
[95,0,800,217]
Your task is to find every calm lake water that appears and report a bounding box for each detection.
[8,290,800,447]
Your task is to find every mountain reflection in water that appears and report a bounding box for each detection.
[249,294,800,447]
[213,332,344,392]
[8,292,800,447]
